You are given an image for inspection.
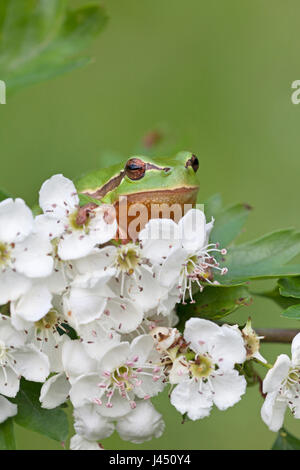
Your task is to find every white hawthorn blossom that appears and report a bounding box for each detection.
[170,318,247,420]
[69,335,165,417]
[0,315,49,397]
[73,242,168,314]
[0,198,53,305]
[38,174,117,260]
[140,209,227,302]
[261,332,300,432]
[63,274,144,334]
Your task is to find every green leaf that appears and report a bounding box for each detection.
[219,230,300,283]
[0,0,108,93]
[177,284,252,328]
[278,276,300,299]
[203,193,223,221]
[259,289,299,310]
[12,379,69,442]
[0,418,16,450]
[272,428,300,450]
[281,303,300,320]
[210,202,252,247]
[257,288,300,320]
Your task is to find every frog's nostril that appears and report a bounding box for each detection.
[185,154,199,173]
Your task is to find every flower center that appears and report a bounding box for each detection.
[95,358,162,410]
[285,368,300,388]
[35,310,58,332]
[112,365,133,391]
[190,354,214,378]
[179,244,227,303]
[68,210,90,231]
[115,243,141,275]
[185,255,198,274]
[0,242,11,268]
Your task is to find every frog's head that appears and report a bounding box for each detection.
[76,151,200,239]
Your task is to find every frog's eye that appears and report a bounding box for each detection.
[185,154,199,173]
[125,158,146,180]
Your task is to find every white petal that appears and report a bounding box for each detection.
[69,373,101,408]
[139,219,180,264]
[184,317,220,354]
[40,373,70,409]
[178,209,206,252]
[72,268,115,290]
[212,370,247,410]
[158,248,188,289]
[13,345,49,382]
[126,266,168,311]
[263,355,291,394]
[99,343,130,372]
[261,391,287,432]
[0,395,17,423]
[116,401,165,444]
[0,366,20,397]
[70,434,103,451]
[34,214,64,240]
[0,270,31,305]
[134,373,165,399]
[39,174,78,218]
[35,332,65,373]
[0,315,26,347]
[212,325,246,369]
[10,308,32,331]
[74,404,114,441]
[129,334,155,366]
[205,217,214,242]
[106,297,143,334]
[11,282,52,322]
[0,198,33,243]
[66,285,108,327]
[97,391,132,418]
[169,356,189,385]
[88,206,117,244]
[62,340,98,382]
[58,230,98,261]
[74,246,116,274]
[14,233,53,278]
[79,321,120,361]
[170,380,213,420]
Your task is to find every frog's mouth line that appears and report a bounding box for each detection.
[119,186,199,205]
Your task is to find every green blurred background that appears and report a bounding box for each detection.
[1,0,300,450]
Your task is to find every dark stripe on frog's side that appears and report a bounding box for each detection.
[82,163,171,200]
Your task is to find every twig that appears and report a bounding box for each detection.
[255,328,300,344]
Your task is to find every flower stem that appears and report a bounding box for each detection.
[252,357,273,370]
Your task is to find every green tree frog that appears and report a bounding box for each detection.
[76,151,199,239]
